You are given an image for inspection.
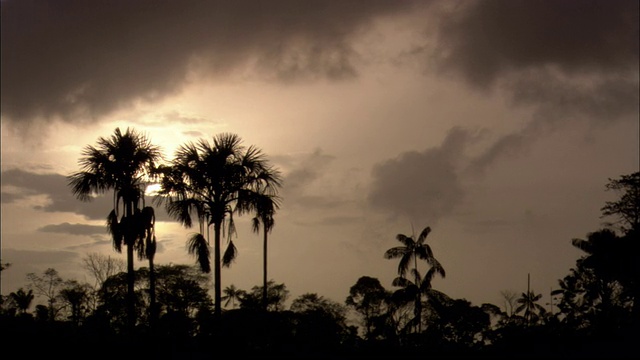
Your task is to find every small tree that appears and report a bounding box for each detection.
[9,288,34,315]
[601,171,640,234]
[240,280,289,311]
[345,276,390,340]
[59,280,92,325]
[27,268,63,321]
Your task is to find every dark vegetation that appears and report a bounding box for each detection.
[1,128,638,359]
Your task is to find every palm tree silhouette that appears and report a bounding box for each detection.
[516,290,546,326]
[385,225,445,334]
[252,193,281,311]
[157,133,282,319]
[385,226,444,286]
[391,266,444,334]
[137,206,159,327]
[222,284,245,309]
[9,288,34,315]
[68,127,162,330]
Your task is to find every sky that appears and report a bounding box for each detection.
[1,0,638,311]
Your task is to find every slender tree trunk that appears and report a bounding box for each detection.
[214,221,222,319]
[149,257,157,330]
[262,227,268,311]
[126,201,136,332]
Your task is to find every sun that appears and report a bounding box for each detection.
[145,183,162,196]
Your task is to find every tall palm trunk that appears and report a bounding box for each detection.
[262,227,268,311]
[213,221,222,319]
[148,255,157,329]
[125,201,136,331]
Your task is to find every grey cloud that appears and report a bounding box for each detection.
[38,222,107,236]
[1,0,420,128]
[432,0,639,88]
[282,148,335,193]
[182,130,208,138]
[427,0,639,130]
[419,0,639,173]
[1,168,171,221]
[2,168,113,219]
[367,127,471,223]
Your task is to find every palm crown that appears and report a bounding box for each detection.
[157,133,282,318]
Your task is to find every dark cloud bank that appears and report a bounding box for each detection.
[1,0,418,128]
[1,168,172,230]
[2,0,636,128]
[367,0,638,221]
[2,0,637,223]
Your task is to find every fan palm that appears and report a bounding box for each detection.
[68,127,162,329]
[157,133,282,319]
[252,193,282,311]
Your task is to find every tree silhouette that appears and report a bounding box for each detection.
[222,284,245,309]
[9,288,34,315]
[252,193,282,311]
[515,290,546,326]
[384,226,444,285]
[391,267,444,334]
[59,280,92,325]
[345,276,390,340]
[27,268,63,321]
[240,280,290,312]
[157,133,282,320]
[385,225,445,334]
[68,127,162,330]
[601,171,640,234]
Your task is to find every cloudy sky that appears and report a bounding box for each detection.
[1,0,638,310]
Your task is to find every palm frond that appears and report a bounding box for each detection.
[106,210,123,253]
[222,240,238,268]
[395,234,414,247]
[416,226,431,245]
[187,233,211,273]
[383,247,407,259]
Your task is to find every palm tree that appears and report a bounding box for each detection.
[384,226,444,287]
[10,288,34,315]
[157,133,282,319]
[251,193,281,311]
[516,290,546,326]
[137,205,159,327]
[391,266,445,334]
[222,284,245,309]
[68,127,162,330]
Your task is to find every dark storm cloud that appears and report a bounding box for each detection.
[1,168,171,221]
[433,0,639,88]
[423,0,639,173]
[2,168,112,219]
[1,0,419,127]
[38,222,106,236]
[368,127,472,222]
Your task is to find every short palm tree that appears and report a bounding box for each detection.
[222,284,245,309]
[516,291,546,326]
[157,133,282,319]
[10,288,34,314]
[68,127,162,330]
[391,266,445,334]
[252,193,282,311]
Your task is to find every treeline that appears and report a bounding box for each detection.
[0,126,637,358]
